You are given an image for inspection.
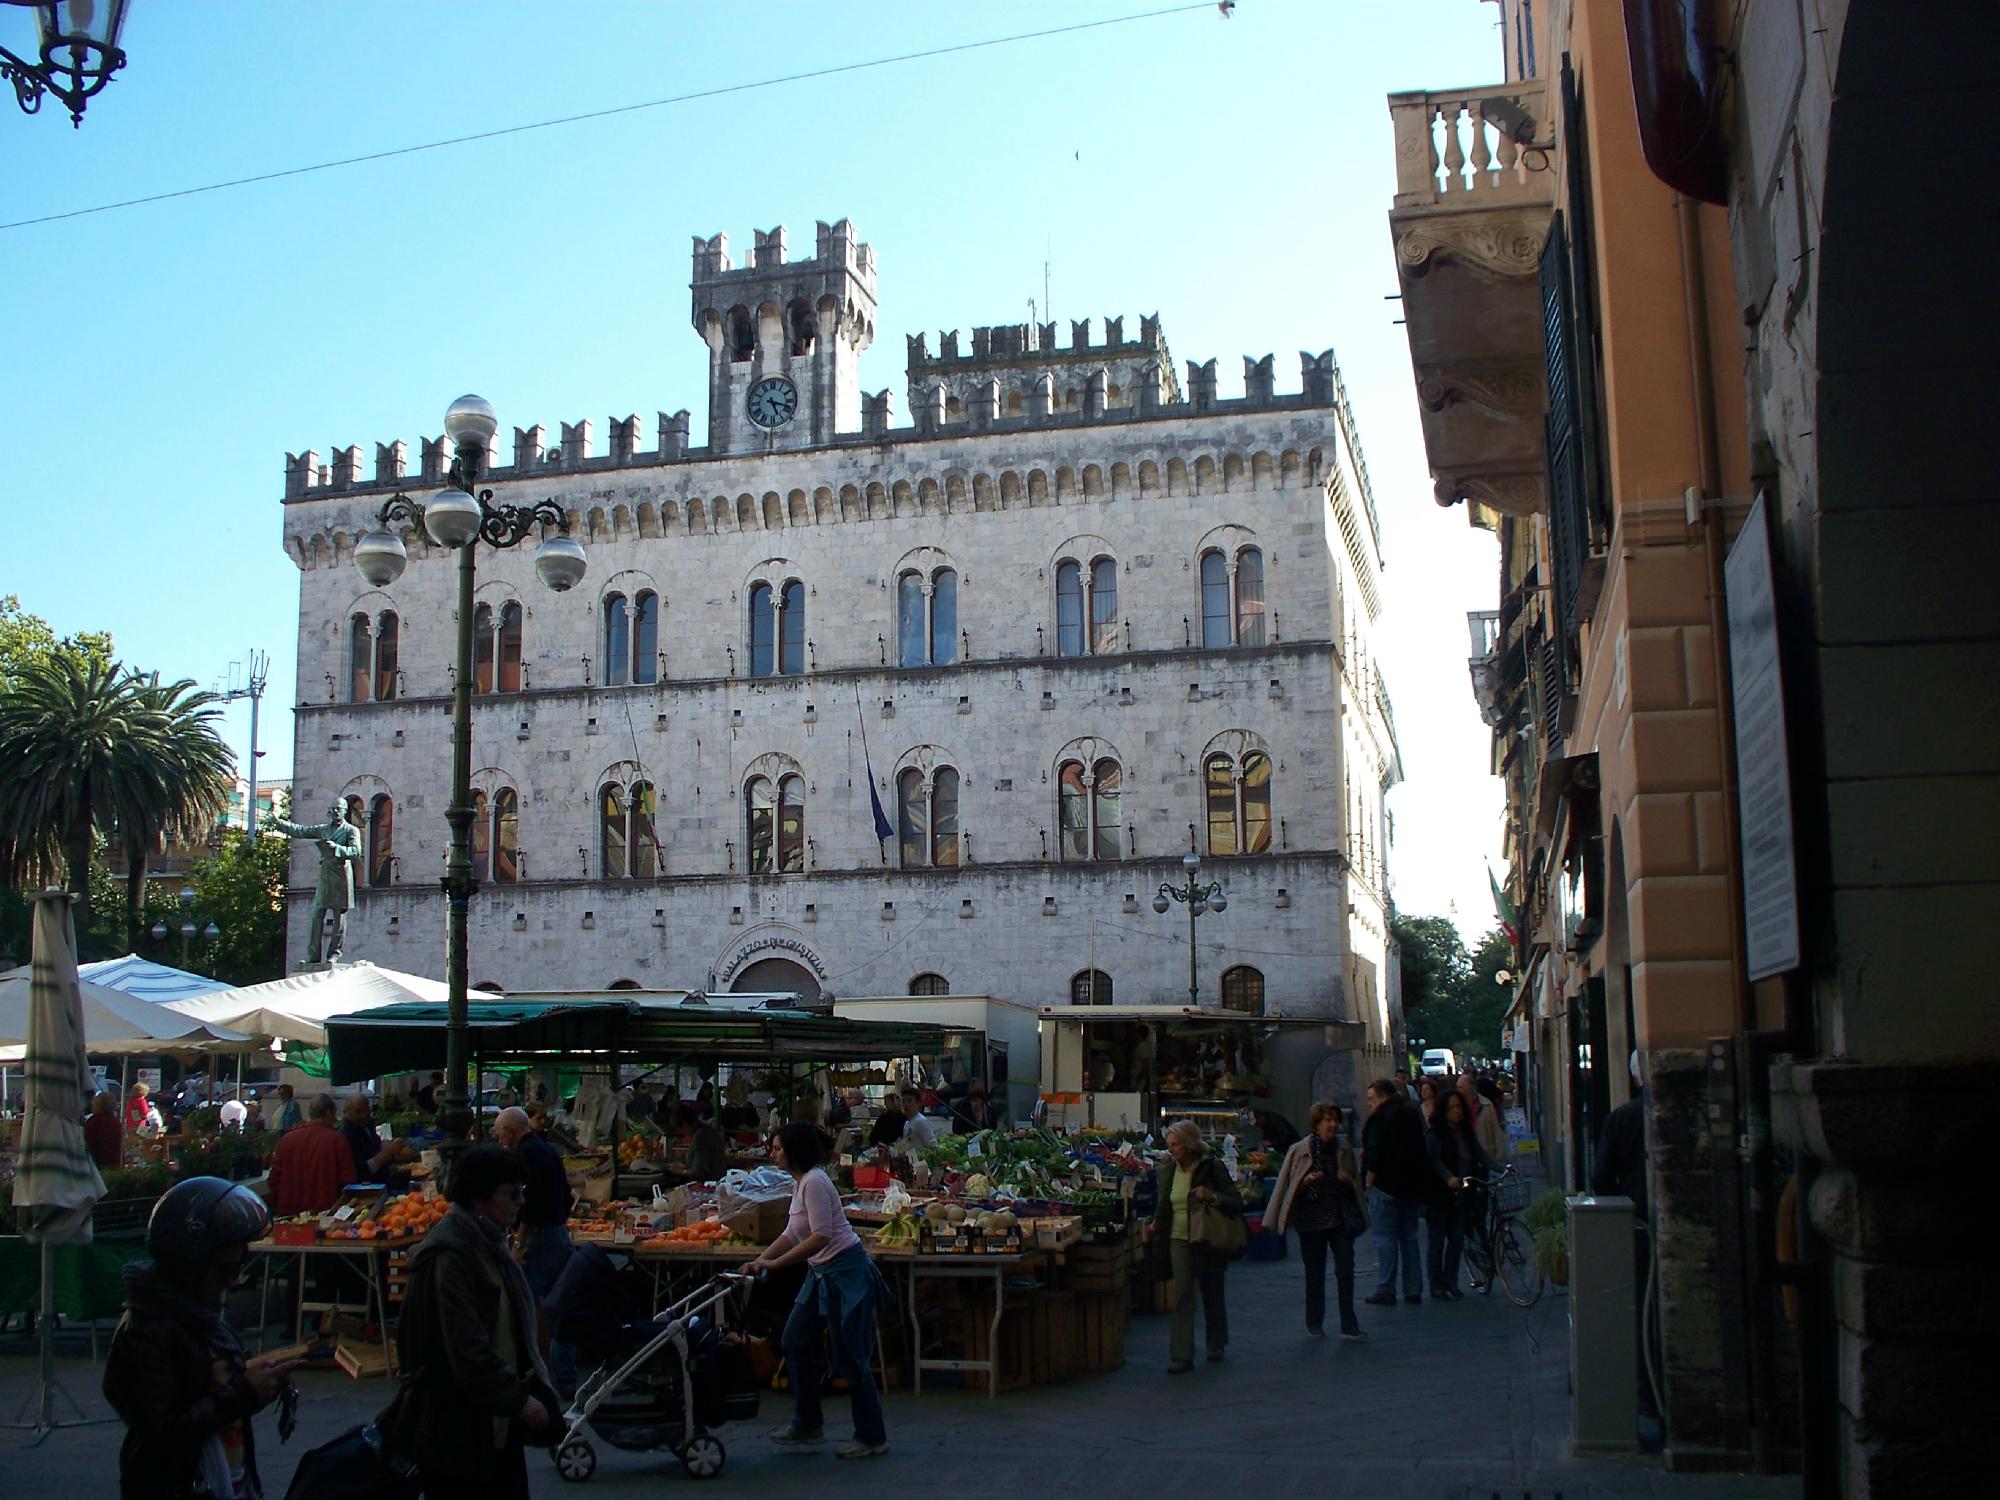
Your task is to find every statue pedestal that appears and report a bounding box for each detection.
[291,961,335,975]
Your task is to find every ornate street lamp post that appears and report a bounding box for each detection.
[353,395,586,1149]
[151,883,219,969]
[1152,851,1227,1008]
[1,0,132,125]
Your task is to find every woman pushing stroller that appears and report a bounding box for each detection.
[752,1121,891,1460]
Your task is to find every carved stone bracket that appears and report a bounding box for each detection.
[1433,468,1546,515]
[1393,208,1550,283]
[1415,357,1546,423]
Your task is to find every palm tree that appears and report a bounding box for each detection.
[0,654,234,942]
[115,675,235,944]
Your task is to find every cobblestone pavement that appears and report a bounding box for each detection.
[3,1246,1802,1498]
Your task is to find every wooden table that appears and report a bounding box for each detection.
[900,1249,1046,1399]
[248,1238,403,1377]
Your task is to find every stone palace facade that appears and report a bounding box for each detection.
[276,218,1402,1093]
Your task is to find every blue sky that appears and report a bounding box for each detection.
[0,0,1505,936]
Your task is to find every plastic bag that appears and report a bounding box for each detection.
[717,1165,794,1220]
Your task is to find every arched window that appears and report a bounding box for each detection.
[932,766,960,867]
[604,593,630,687]
[909,973,950,996]
[349,615,372,703]
[897,765,961,869]
[896,768,927,868]
[1200,551,1231,647]
[343,795,364,836]
[1058,758,1123,862]
[1242,752,1272,854]
[1235,548,1266,646]
[1071,970,1112,1006]
[374,611,399,701]
[368,794,394,886]
[1221,965,1265,1015]
[1058,761,1089,860]
[729,307,755,361]
[497,602,523,693]
[492,787,520,883]
[473,604,495,694]
[777,773,806,872]
[471,790,490,881]
[779,580,805,674]
[630,781,658,878]
[1090,558,1118,654]
[1204,747,1276,856]
[897,573,925,668]
[599,784,626,878]
[1206,754,1238,856]
[748,584,775,677]
[1055,562,1084,657]
[930,569,957,665]
[1092,758,1123,860]
[632,591,659,685]
[745,776,774,874]
[1055,557,1118,657]
[897,567,958,668]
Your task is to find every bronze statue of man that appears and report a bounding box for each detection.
[268,798,363,965]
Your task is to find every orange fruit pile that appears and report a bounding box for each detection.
[658,1219,733,1245]
[377,1195,450,1240]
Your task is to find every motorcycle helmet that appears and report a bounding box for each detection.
[146,1175,271,1280]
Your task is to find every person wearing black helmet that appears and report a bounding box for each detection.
[103,1175,298,1499]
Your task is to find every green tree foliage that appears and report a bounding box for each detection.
[0,594,111,683]
[185,829,288,986]
[0,653,233,940]
[1394,913,1514,1059]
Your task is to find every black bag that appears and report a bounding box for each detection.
[1336,1182,1368,1241]
[282,1423,421,1500]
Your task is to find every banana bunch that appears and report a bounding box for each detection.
[873,1212,923,1248]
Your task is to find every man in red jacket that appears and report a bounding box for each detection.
[267,1093,355,1216]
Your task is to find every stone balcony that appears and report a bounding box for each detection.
[1387,80,1559,523]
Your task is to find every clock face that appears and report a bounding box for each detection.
[746,376,799,430]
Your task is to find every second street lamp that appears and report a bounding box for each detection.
[353,394,586,1156]
[1153,851,1227,1008]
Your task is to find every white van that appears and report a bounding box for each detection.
[1419,1047,1458,1078]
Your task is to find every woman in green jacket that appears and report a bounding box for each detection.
[1144,1119,1245,1373]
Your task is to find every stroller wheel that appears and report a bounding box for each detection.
[555,1437,597,1482]
[680,1432,726,1478]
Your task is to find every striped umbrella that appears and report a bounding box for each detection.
[7,891,105,1440]
[11,891,104,1245]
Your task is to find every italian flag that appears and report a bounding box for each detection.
[1489,864,1519,948]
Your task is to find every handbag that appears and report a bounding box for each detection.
[1189,1198,1248,1259]
[282,1423,421,1500]
[1336,1182,1368,1240]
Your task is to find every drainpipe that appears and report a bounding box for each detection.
[1678,191,1776,1470]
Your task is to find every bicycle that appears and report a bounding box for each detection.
[1460,1163,1544,1307]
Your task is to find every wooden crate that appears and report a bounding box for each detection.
[333,1334,391,1380]
[1076,1291,1128,1373]
[963,1287,1079,1392]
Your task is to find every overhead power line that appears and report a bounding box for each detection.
[2,3,1222,233]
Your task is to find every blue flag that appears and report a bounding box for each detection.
[856,686,895,844]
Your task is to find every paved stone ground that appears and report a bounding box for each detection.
[3,1248,1802,1498]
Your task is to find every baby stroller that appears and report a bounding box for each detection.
[545,1244,762,1481]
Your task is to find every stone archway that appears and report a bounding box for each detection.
[730,957,820,1001]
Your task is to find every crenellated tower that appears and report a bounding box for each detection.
[690,218,878,455]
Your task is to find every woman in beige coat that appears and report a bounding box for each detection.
[1264,1102,1368,1339]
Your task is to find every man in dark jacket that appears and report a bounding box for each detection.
[496,1105,577,1396]
[1592,1052,1649,1217]
[104,1176,297,1500]
[1361,1078,1432,1305]
[379,1144,556,1499]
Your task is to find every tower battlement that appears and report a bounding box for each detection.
[689,218,876,291]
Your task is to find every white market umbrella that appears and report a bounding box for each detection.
[4,892,106,1440]
[79,954,231,1005]
[0,964,250,1062]
[164,960,450,1047]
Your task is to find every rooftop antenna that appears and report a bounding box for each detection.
[215,650,270,842]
